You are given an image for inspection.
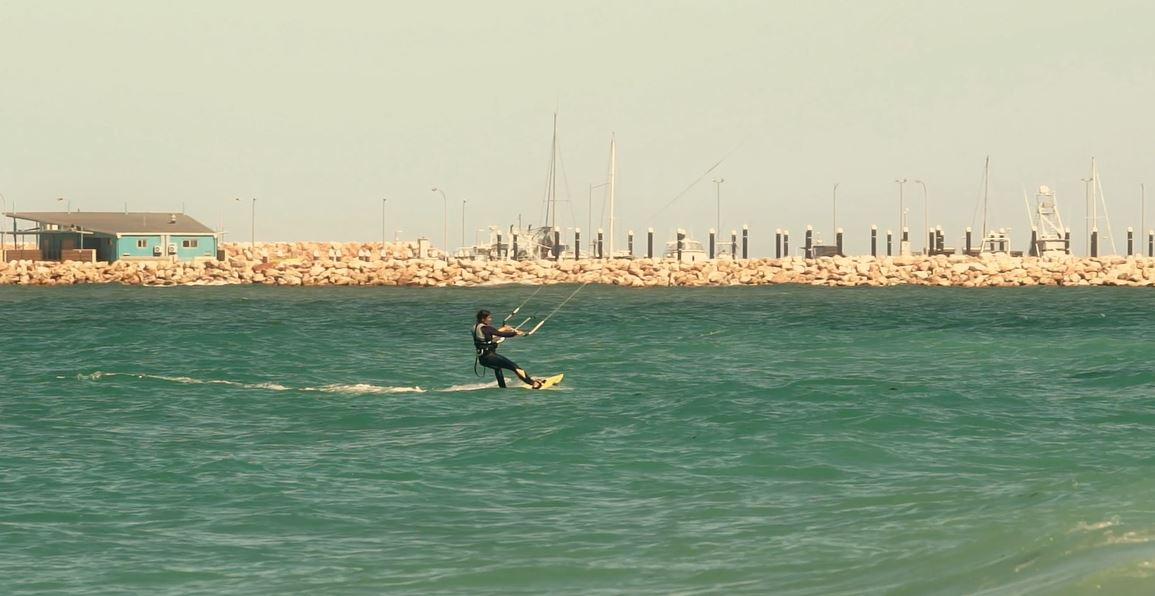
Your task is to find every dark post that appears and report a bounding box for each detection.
[1127,227,1133,256]
[496,231,504,259]
[731,230,737,259]
[1091,229,1098,257]
[597,229,604,259]
[886,230,893,257]
[775,229,782,259]
[676,229,685,261]
[836,228,844,257]
[927,231,934,255]
[647,228,654,259]
[782,229,789,257]
[553,228,561,260]
[1065,230,1071,255]
[742,225,748,259]
[1029,228,1038,257]
[1149,230,1154,257]
[870,225,877,257]
[512,233,519,260]
[709,229,716,259]
[574,229,581,259]
[936,226,944,253]
[965,227,972,254]
[628,230,634,256]
[804,225,813,258]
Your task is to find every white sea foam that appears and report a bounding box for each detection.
[1071,517,1121,533]
[77,371,395,393]
[443,381,499,392]
[304,383,425,394]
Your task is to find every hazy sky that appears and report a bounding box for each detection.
[2,0,1154,255]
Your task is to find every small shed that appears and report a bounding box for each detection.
[2,212,219,263]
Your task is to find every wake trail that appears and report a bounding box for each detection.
[75,371,426,394]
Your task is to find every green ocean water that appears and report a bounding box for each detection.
[3,284,1155,595]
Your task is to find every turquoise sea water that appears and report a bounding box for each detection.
[3,284,1155,595]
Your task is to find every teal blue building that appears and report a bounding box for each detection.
[3,212,219,262]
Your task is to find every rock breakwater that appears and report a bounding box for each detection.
[2,242,1155,287]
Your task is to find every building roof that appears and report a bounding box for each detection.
[4,212,216,235]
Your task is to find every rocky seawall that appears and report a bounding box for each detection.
[2,242,1155,287]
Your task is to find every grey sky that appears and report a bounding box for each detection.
[2,0,1153,255]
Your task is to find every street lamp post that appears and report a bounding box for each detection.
[431,187,448,258]
[894,179,908,233]
[832,183,840,240]
[461,198,467,255]
[0,192,6,254]
[894,179,908,256]
[713,178,725,239]
[1141,183,1146,246]
[250,198,256,249]
[220,197,241,245]
[914,180,928,254]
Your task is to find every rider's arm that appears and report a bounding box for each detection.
[486,325,521,338]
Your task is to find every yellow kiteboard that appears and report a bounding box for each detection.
[523,373,564,390]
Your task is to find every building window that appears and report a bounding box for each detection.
[136,239,148,248]
[182,239,199,248]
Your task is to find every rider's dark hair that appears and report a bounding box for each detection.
[476,309,491,323]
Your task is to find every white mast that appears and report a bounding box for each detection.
[548,113,558,231]
[608,134,616,257]
[1093,158,1118,255]
[1083,157,1118,255]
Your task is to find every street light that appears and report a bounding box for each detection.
[381,197,388,247]
[431,186,448,258]
[0,192,7,254]
[894,178,908,234]
[914,180,928,254]
[220,197,241,244]
[461,198,467,254]
[832,183,840,240]
[250,198,257,249]
[713,178,725,239]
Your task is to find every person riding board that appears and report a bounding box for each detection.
[473,309,543,389]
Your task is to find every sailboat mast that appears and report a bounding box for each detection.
[608,134,616,257]
[548,113,558,231]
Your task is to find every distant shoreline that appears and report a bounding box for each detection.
[1,241,1154,287]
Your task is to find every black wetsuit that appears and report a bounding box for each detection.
[473,323,530,388]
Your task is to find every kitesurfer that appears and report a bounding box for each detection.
[473,309,542,389]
